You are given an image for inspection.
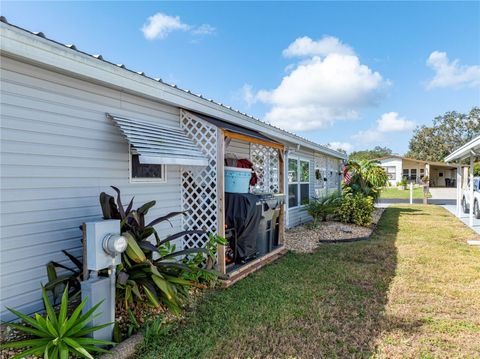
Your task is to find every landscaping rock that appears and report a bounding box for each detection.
[285,208,384,253]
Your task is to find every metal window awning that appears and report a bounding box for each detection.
[108,114,208,166]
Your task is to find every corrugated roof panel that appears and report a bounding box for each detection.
[0,18,346,159]
[108,114,208,166]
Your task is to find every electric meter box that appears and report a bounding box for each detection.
[85,219,122,271]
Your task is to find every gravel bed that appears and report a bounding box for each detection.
[285,208,385,253]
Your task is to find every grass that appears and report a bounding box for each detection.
[380,187,430,199]
[136,205,480,358]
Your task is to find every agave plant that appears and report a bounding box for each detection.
[1,286,113,359]
[305,191,342,227]
[100,186,219,314]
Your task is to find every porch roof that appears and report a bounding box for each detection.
[376,155,456,168]
[445,135,480,162]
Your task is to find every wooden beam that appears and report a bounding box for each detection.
[223,130,285,151]
[222,247,288,287]
[216,128,226,275]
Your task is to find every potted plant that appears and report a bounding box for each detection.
[397,179,407,190]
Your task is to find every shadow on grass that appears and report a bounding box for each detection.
[136,207,418,359]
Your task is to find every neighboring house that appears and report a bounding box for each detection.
[377,156,457,187]
[0,19,345,320]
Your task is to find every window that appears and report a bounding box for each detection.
[300,160,310,204]
[130,149,166,183]
[410,169,417,181]
[288,157,310,208]
[382,166,396,180]
[403,168,409,180]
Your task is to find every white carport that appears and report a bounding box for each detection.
[445,135,480,228]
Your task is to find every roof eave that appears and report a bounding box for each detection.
[0,21,346,160]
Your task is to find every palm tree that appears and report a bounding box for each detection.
[344,159,388,200]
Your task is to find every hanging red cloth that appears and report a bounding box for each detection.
[235,159,258,186]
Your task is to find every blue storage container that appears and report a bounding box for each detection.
[225,166,251,193]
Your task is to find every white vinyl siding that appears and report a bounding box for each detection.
[225,138,250,159]
[0,56,184,321]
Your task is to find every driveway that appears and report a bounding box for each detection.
[378,187,457,206]
[429,187,457,200]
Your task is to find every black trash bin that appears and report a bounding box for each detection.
[255,194,285,256]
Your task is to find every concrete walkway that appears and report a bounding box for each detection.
[443,204,480,235]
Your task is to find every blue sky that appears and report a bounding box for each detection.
[3,1,479,154]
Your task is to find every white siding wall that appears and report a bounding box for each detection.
[379,158,402,186]
[0,56,184,321]
[225,138,250,159]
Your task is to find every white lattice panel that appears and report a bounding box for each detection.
[180,111,218,249]
[250,143,280,193]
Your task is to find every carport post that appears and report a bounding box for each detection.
[456,165,462,216]
[469,155,474,227]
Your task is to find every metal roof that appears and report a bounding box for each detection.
[445,135,480,162]
[108,114,208,166]
[0,16,346,160]
[192,112,281,144]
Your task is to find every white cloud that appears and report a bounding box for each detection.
[192,24,216,36]
[253,48,387,131]
[351,112,416,145]
[142,13,190,40]
[376,112,416,132]
[282,36,355,58]
[426,51,480,89]
[352,129,384,145]
[142,12,216,40]
[241,84,255,107]
[327,141,354,153]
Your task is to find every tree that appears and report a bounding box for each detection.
[405,107,480,162]
[344,159,388,200]
[349,146,393,161]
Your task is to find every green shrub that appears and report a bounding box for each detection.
[305,191,341,227]
[335,192,374,227]
[1,286,112,359]
[100,186,223,314]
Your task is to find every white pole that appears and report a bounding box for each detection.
[469,155,474,227]
[409,182,413,204]
[456,165,462,216]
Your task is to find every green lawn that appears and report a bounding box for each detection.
[136,205,480,358]
[380,187,430,199]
